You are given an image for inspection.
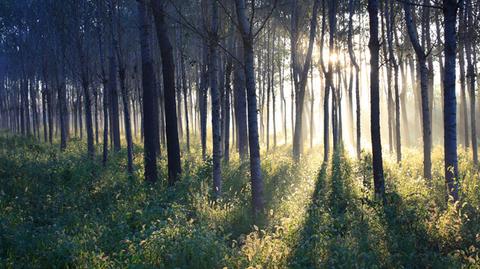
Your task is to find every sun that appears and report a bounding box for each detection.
[329,52,338,63]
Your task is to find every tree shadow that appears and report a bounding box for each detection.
[288,150,383,268]
[381,189,461,268]
[287,160,329,268]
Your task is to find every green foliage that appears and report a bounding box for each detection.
[0,135,479,268]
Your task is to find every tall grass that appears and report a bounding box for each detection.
[0,135,479,268]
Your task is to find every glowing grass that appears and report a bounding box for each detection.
[0,135,479,268]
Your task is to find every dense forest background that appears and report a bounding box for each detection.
[1,0,480,268]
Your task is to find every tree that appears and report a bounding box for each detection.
[347,0,361,159]
[291,0,321,160]
[443,0,459,201]
[463,0,478,166]
[233,36,248,160]
[368,0,385,200]
[138,0,158,183]
[204,0,222,197]
[234,0,265,216]
[151,0,182,185]
[73,0,95,159]
[112,2,134,174]
[384,0,401,162]
[403,1,431,179]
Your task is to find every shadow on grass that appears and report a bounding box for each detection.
[382,190,460,268]
[288,150,383,268]
[288,148,464,268]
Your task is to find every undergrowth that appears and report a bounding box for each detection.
[0,135,479,268]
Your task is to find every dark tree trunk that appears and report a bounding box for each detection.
[233,39,248,160]
[443,0,459,202]
[152,0,182,185]
[47,83,54,144]
[368,0,385,200]
[223,42,233,164]
[235,0,265,217]
[404,2,432,180]
[138,0,158,183]
[42,84,48,143]
[93,88,99,145]
[385,0,401,162]
[109,50,121,152]
[102,83,109,166]
[80,73,94,158]
[204,0,222,198]
[200,45,208,160]
[58,80,68,150]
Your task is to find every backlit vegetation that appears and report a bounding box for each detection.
[1,135,479,268]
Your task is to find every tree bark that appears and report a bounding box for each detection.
[368,0,386,200]
[443,0,459,202]
[138,0,158,183]
[233,38,248,159]
[404,2,432,179]
[235,0,265,216]
[151,0,182,185]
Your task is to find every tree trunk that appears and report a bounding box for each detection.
[223,39,233,163]
[235,0,265,217]
[179,32,190,152]
[138,0,158,183]
[200,44,208,160]
[233,39,248,160]
[404,2,431,179]
[368,0,385,200]
[464,0,478,166]
[291,0,320,160]
[443,0,459,202]
[152,0,182,185]
[348,0,361,159]
[109,50,121,152]
[205,0,222,198]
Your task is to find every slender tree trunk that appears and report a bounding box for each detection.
[109,51,121,152]
[404,2,432,179]
[179,33,190,152]
[152,0,182,185]
[102,82,109,166]
[235,0,265,216]
[465,0,477,166]
[223,40,233,163]
[80,73,94,159]
[385,0,401,162]
[116,56,134,173]
[200,45,208,160]
[459,44,469,147]
[47,83,54,144]
[204,0,222,198]
[233,39,248,159]
[138,0,158,183]
[348,0,361,159]
[42,85,48,142]
[309,63,314,149]
[93,88,99,144]
[291,0,320,160]
[58,80,68,150]
[368,0,385,200]
[443,0,459,201]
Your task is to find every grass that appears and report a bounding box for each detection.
[0,134,479,268]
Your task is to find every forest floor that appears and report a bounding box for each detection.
[1,134,480,268]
